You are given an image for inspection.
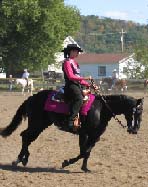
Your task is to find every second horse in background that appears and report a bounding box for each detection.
[16,78,34,96]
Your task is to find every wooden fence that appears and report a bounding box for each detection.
[0,78,146,92]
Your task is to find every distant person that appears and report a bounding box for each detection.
[22,69,29,86]
[111,69,119,88]
[8,74,14,91]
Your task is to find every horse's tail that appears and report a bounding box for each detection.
[0,98,29,137]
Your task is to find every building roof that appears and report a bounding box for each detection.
[76,53,130,64]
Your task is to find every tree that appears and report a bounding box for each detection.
[0,0,80,75]
[134,41,148,78]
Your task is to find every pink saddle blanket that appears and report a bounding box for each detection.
[44,91,95,116]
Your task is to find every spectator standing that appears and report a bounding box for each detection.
[8,74,14,91]
[111,69,119,88]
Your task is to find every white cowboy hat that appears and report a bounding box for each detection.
[24,69,27,72]
[113,69,117,72]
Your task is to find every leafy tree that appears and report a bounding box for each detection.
[0,0,80,76]
[134,42,148,78]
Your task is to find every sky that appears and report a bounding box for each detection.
[65,0,148,25]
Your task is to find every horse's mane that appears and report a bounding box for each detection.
[95,94,136,105]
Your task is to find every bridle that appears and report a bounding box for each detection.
[133,103,143,121]
[90,79,127,128]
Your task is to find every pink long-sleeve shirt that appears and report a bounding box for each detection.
[63,58,90,87]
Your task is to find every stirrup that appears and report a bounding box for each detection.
[73,115,81,128]
[83,95,89,102]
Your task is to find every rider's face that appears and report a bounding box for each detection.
[69,49,79,58]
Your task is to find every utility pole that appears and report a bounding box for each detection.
[89,29,127,53]
[120,28,126,53]
[0,56,3,73]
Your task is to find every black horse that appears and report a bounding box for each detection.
[0,90,144,172]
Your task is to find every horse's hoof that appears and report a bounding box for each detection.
[12,161,18,167]
[62,160,69,168]
[127,128,138,134]
[127,130,132,134]
[131,130,138,134]
[81,166,91,173]
[127,128,133,134]
[22,158,28,166]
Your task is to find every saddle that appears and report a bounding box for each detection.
[51,87,65,102]
[44,88,95,130]
[51,86,91,103]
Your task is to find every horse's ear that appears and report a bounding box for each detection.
[137,97,144,106]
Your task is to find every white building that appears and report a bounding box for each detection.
[48,36,81,73]
[0,73,6,78]
[76,53,140,79]
[48,36,143,79]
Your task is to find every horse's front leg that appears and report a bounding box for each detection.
[62,154,83,169]
[81,153,91,172]
[80,124,107,172]
[125,114,134,133]
[64,151,93,172]
[80,133,101,172]
[61,129,88,170]
[22,87,25,95]
[79,129,95,172]
[80,136,97,172]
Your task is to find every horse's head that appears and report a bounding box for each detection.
[98,94,143,134]
[127,97,144,134]
[133,97,144,132]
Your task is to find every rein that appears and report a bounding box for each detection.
[90,79,126,128]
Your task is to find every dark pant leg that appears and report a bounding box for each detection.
[65,83,83,121]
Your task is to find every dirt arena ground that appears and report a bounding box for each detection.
[0,91,148,187]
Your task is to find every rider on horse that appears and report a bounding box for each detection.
[62,44,92,130]
[111,69,119,89]
[22,69,29,86]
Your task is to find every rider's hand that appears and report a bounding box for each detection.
[92,83,99,90]
[85,76,92,80]
[94,85,99,90]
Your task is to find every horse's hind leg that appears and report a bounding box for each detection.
[12,130,30,166]
[13,113,53,167]
[12,126,44,166]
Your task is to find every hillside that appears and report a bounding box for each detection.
[73,15,148,53]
